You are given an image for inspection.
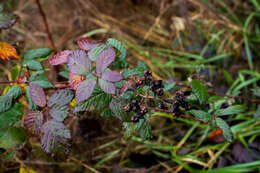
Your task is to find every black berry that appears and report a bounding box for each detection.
[155,88,164,96]
[124,104,132,112]
[158,101,168,110]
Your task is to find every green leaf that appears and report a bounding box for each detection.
[24,48,53,60]
[101,109,115,118]
[49,105,69,122]
[215,105,246,116]
[190,80,209,104]
[26,87,39,111]
[59,71,69,79]
[107,38,127,68]
[0,127,27,150]
[252,88,260,97]
[189,110,211,122]
[163,81,176,91]
[11,65,20,80]
[216,118,233,142]
[77,87,112,112]
[6,86,21,99]
[29,70,53,88]
[0,95,12,113]
[0,103,23,129]
[122,67,144,78]
[22,59,43,70]
[109,98,132,122]
[88,44,108,61]
[254,105,260,120]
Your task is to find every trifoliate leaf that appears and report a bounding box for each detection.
[216,118,233,142]
[102,71,123,82]
[98,78,116,94]
[48,89,74,107]
[67,50,91,75]
[29,82,46,107]
[49,50,72,65]
[76,79,96,103]
[191,80,209,104]
[96,48,116,74]
[24,111,44,135]
[24,48,52,60]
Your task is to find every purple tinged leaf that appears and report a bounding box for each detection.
[77,37,101,51]
[96,48,116,74]
[29,82,46,107]
[24,111,44,135]
[76,79,96,103]
[98,79,116,94]
[41,120,71,153]
[49,50,72,65]
[119,81,133,96]
[102,71,123,82]
[48,89,74,107]
[67,50,91,75]
[49,105,69,122]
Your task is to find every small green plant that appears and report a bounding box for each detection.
[0,37,251,156]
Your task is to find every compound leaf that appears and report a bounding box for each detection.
[216,118,233,142]
[0,127,27,150]
[41,120,71,153]
[77,37,101,51]
[24,48,52,60]
[76,79,96,103]
[0,95,12,113]
[98,78,116,94]
[107,38,127,68]
[96,48,116,74]
[48,89,74,107]
[67,50,91,75]
[49,50,72,65]
[189,110,211,122]
[6,86,21,99]
[49,105,69,122]
[102,71,123,82]
[29,82,46,107]
[191,80,209,104]
[215,105,246,116]
[0,103,23,129]
[24,111,44,135]
[88,44,107,61]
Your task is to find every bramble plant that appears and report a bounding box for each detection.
[0,37,250,155]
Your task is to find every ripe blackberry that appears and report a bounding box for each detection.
[132,99,139,105]
[170,104,179,113]
[158,101,168,110]
[154,80,163,88]
[144,70,152,78]
[131,115,140,122]
[155,88,164,96]
[135,77,145,88]
[139,107,148,116]
[124,104,132,112]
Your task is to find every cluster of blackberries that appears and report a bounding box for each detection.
[149,80,164,96]
[164,91,190,116]
[124,99,148,122]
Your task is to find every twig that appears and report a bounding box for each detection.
[35,0,56,51]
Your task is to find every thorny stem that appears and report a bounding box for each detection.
[35,0,56,51]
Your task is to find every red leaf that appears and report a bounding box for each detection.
[0,41,20,60]
[119,81,133,96]
[49,50,72,65]
[69,73,85,90]
[24,111,44,135]
[102,71,123,82]
[96,48,116,74]
[76,79,96,103]
[77,37,101,51]
[207,129,224,143]
[29,82,46,107]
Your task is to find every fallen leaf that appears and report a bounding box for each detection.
[0,42,20,60]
